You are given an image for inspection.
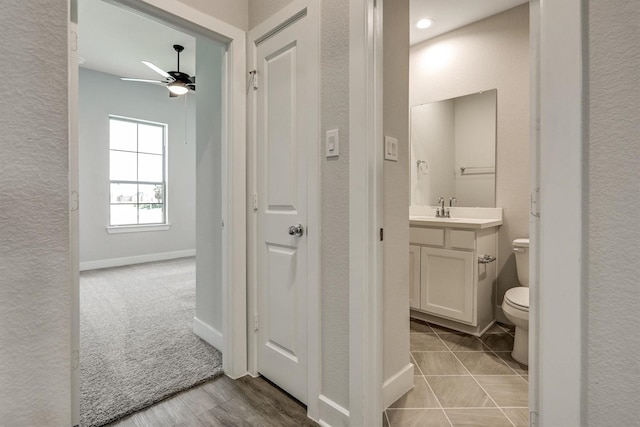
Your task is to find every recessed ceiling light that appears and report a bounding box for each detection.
[416,18,434,29]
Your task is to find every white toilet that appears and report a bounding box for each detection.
[502,238,530,365]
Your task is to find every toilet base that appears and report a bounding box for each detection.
[512,326,529,366]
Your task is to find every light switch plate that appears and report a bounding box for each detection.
[326,129,339,158]
[385,136,398,161]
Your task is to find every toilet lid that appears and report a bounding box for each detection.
[505,287,529,309]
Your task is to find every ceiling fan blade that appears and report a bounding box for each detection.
[142,60,174,81]
[121,78,165,84]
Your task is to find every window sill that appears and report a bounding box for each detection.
[106,224,171,234]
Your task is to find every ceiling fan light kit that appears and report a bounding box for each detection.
[121,44,195,97]
[168,81,189,95]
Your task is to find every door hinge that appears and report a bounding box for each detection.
[254,314,259,331]
[530,410,539,427]
[253,193,258,211]
[249,70,258,90]
[71,350,79,370]
[530,187,540,218]
[380,228,384,241]
[70,191,79,212]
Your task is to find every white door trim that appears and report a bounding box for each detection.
[349,0,384,425]
[535,0,584,425]
[69,3,247,422]
[247,0,320,420]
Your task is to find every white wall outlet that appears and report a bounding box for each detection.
[385,136,398,161]
[326,129,339,158]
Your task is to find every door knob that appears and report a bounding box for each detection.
[288,224,304,237]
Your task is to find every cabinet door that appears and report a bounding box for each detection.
[420,247,475,324]
[409,245,421,310]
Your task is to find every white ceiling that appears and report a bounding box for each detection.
[78,0,195,81]
[78,0,528,78]
[410,0,529,45]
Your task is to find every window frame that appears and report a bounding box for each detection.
[107,115,169,230]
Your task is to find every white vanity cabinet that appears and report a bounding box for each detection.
[409,222,500,336]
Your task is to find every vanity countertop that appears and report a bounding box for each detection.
[410,216,503,229]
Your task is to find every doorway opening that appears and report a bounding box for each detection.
[398,3,531,425]
[69,1,247,425]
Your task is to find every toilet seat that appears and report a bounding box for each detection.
[504,287,529,311]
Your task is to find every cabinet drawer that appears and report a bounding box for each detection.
[449,230,475,250]
[410,227,444,246]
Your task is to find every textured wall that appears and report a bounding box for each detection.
[0,1,71,425]
[320,0,351,409]
[179,0,248,30]
[383,0,410,385]
[586,0,640,424]
[249,0,293,28]
[409,5,530,310]
[78,68,196,265]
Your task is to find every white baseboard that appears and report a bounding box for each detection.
[383,363,415,409]
[79,249,195,271]
[193,317,224,352]
[318,394,350,427]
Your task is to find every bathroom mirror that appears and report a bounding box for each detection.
[410,89,497,208]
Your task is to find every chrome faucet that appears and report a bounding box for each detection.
[436,197,448,218]
[446,197,457,218]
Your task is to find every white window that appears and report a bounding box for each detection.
[109,116,167,226]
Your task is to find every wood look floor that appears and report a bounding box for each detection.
[107,375,318,427]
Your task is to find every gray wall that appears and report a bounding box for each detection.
[409,5,530,312]
[0,1,71,425]
[78,68,196,266]
[383,0,411,390]
[586,0,640,424]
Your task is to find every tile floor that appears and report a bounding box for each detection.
[384,319,529,427]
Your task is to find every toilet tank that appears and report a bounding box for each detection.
[513,238,530,287]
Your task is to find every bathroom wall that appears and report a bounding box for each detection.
[586,0,640,424]
[78,68,196,268]
[410,5,530,312]
[0,1,71,425]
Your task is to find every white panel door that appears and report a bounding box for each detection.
[256,14,311,404]
[420,247,475,324]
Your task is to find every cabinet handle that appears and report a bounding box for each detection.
[478,254,496,264]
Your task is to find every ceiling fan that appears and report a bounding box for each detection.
[121,44,195,97]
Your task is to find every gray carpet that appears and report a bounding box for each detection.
[80,257,223,427]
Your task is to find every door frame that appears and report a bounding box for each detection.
[351,0,585,425]
[69,1,247,424]
[246,0,321,420]
[532,0,584,424]
[349,0,385,425]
